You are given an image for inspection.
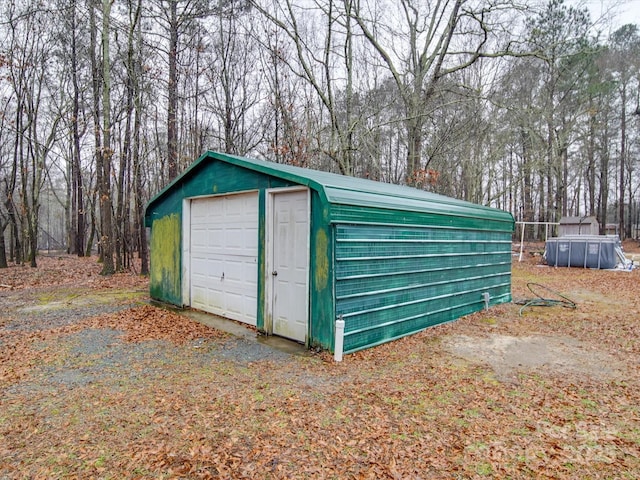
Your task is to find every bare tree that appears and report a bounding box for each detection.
[255,7,316,166]
[149,0,215,182]
[42,0,91,258]
[0,88,12,267]
[252,0,365,175]
[352,0,524,185]
[91,0,115,275]
[129,0,150,275]
[112,0,144,271]
[5,2,64,267]
[203,4,264,155]
[608,24,640,239]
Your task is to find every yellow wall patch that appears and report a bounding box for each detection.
[150,213,181,302]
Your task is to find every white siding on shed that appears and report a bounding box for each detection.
[559,216,599,236]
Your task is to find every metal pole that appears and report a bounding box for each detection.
[519,222,525,262]
[334,316,345,362]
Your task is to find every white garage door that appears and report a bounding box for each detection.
[190,192,258,325]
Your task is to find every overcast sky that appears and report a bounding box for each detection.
[581,0,640,31]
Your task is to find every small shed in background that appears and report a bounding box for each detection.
[559,216,599,236]
[604,223,619,236]
[145,151,514,354]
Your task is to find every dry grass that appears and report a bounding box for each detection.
[1,253,639,479]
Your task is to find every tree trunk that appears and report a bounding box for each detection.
[99,0,115,275]
[619,85,626,240]
[0,227,7,268]
[406,115,423,185]
[85,189,97,257]
[546,118,555,223]
[586,106,596,216]
[70,0,85,257]
[88,0,103,262]
[167,0,179,180]
[625,150,633,239]
[598,125,610,235]
[9,89,23,265]
[560,143,568,216]
[132,0,148,275]
[27,212,38,268]
[116,68,134,272]
[521,127,534,239]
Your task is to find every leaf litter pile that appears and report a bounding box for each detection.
[1,253,640,479]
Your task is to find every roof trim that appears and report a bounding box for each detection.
[145,151,330,215]
[146,150,514,225]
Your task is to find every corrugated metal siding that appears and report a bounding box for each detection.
[335,223,512,353]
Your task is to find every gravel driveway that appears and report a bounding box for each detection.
[0,284,298,395]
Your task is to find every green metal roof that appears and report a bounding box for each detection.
[146,151,513,226]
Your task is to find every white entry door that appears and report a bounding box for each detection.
[190,192,258,325]
[271,189,310,343]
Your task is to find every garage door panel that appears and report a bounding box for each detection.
[190,193,258,325]
[209,228,224,250]
[224,228,250,253]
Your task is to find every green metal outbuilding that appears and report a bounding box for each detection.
[145,151,514,354]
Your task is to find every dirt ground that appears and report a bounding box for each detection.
[1,246,639,479]
[444,333,624,383]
